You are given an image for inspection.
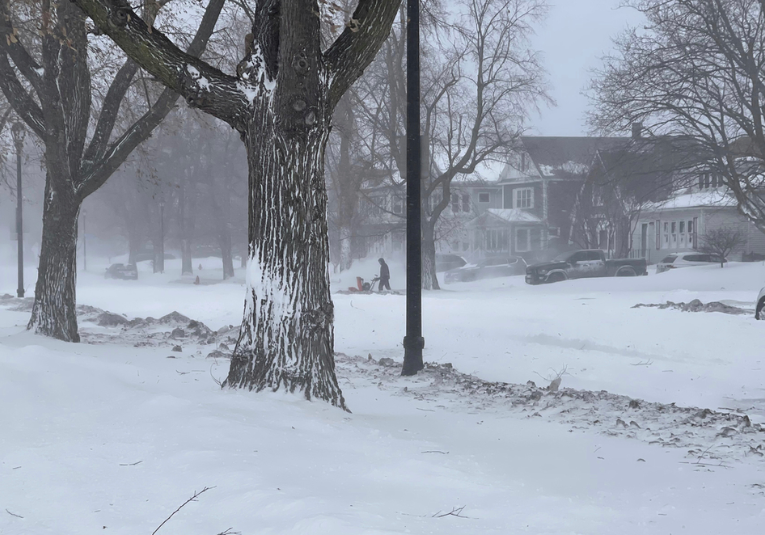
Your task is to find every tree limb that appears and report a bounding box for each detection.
[0,0,44,93]
[324,0,402,111]
[0,52,44,137]
[71,0,248,126]
[75,0,230,199]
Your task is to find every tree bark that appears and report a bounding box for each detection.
[225,114,345,409]
[28,179,81,342]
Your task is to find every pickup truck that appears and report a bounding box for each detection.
[525,249,647,284]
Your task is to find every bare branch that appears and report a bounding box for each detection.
[151,486,215,535]
[324,0,403,111]
[71,0,248,126]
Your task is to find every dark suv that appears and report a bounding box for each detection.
[105,263,138,280]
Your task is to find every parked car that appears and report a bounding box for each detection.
[525,249,647,284]
[444,256,526,283]
[105,263,138,280]
[755,287,765,320]
[655,252,726,274]
[436,254,467,273]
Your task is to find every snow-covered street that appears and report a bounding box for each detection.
[2,259,765,534]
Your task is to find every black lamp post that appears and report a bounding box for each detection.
[402,0,425,376]
[11,122,25,298]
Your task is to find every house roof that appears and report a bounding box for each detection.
[467,209,543,227]
[641,190,736,211]
[520,136,630,179]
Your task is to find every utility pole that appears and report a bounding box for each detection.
[11,122,25,298]
[402,0,424,376]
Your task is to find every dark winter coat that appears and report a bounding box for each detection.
[379,261,390,280]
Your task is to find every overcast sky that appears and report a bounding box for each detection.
[528,0,646,137]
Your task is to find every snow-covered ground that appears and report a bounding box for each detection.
[2,258,765,534]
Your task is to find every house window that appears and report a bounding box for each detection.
[688,217,699,249]
[462,193,470,212]
[485,229,509,252]
[369,196,383,216]
[392,196,403,215]
[655,220,661,250]
[478,192,490,203]
[548,227,560,237]
[679,221,686,247]
[599,229,608,249]
[663,221,669,248]
[699,173,717,189]
[452,193,460,212]
[514,188,534,209]
[516,228,530,252]
[429,193,442,213]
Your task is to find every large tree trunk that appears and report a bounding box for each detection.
[225,115,346,409]
[28,180,81,342]
[422,221,440,290]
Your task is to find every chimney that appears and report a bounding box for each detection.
[631,122,643,139]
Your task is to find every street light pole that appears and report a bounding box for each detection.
[11,122,25,298]
[402,0,425,376]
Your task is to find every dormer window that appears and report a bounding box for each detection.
[699,172,723,190]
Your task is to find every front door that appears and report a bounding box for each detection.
[640,223,648,258]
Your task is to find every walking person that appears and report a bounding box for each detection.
[378,258,391,291]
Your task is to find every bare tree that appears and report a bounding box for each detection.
[0,0,225,341]
[355,0,549,289]
[74,0,401,408]
[590,0,765,234]
[699,227,745,266]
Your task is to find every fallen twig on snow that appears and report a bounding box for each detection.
[6,509,23,519]
[421,450,449,454]
[695,444,716,464]
[151,486,214,535]
[433,505,474,519]
[119,460,142,466]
